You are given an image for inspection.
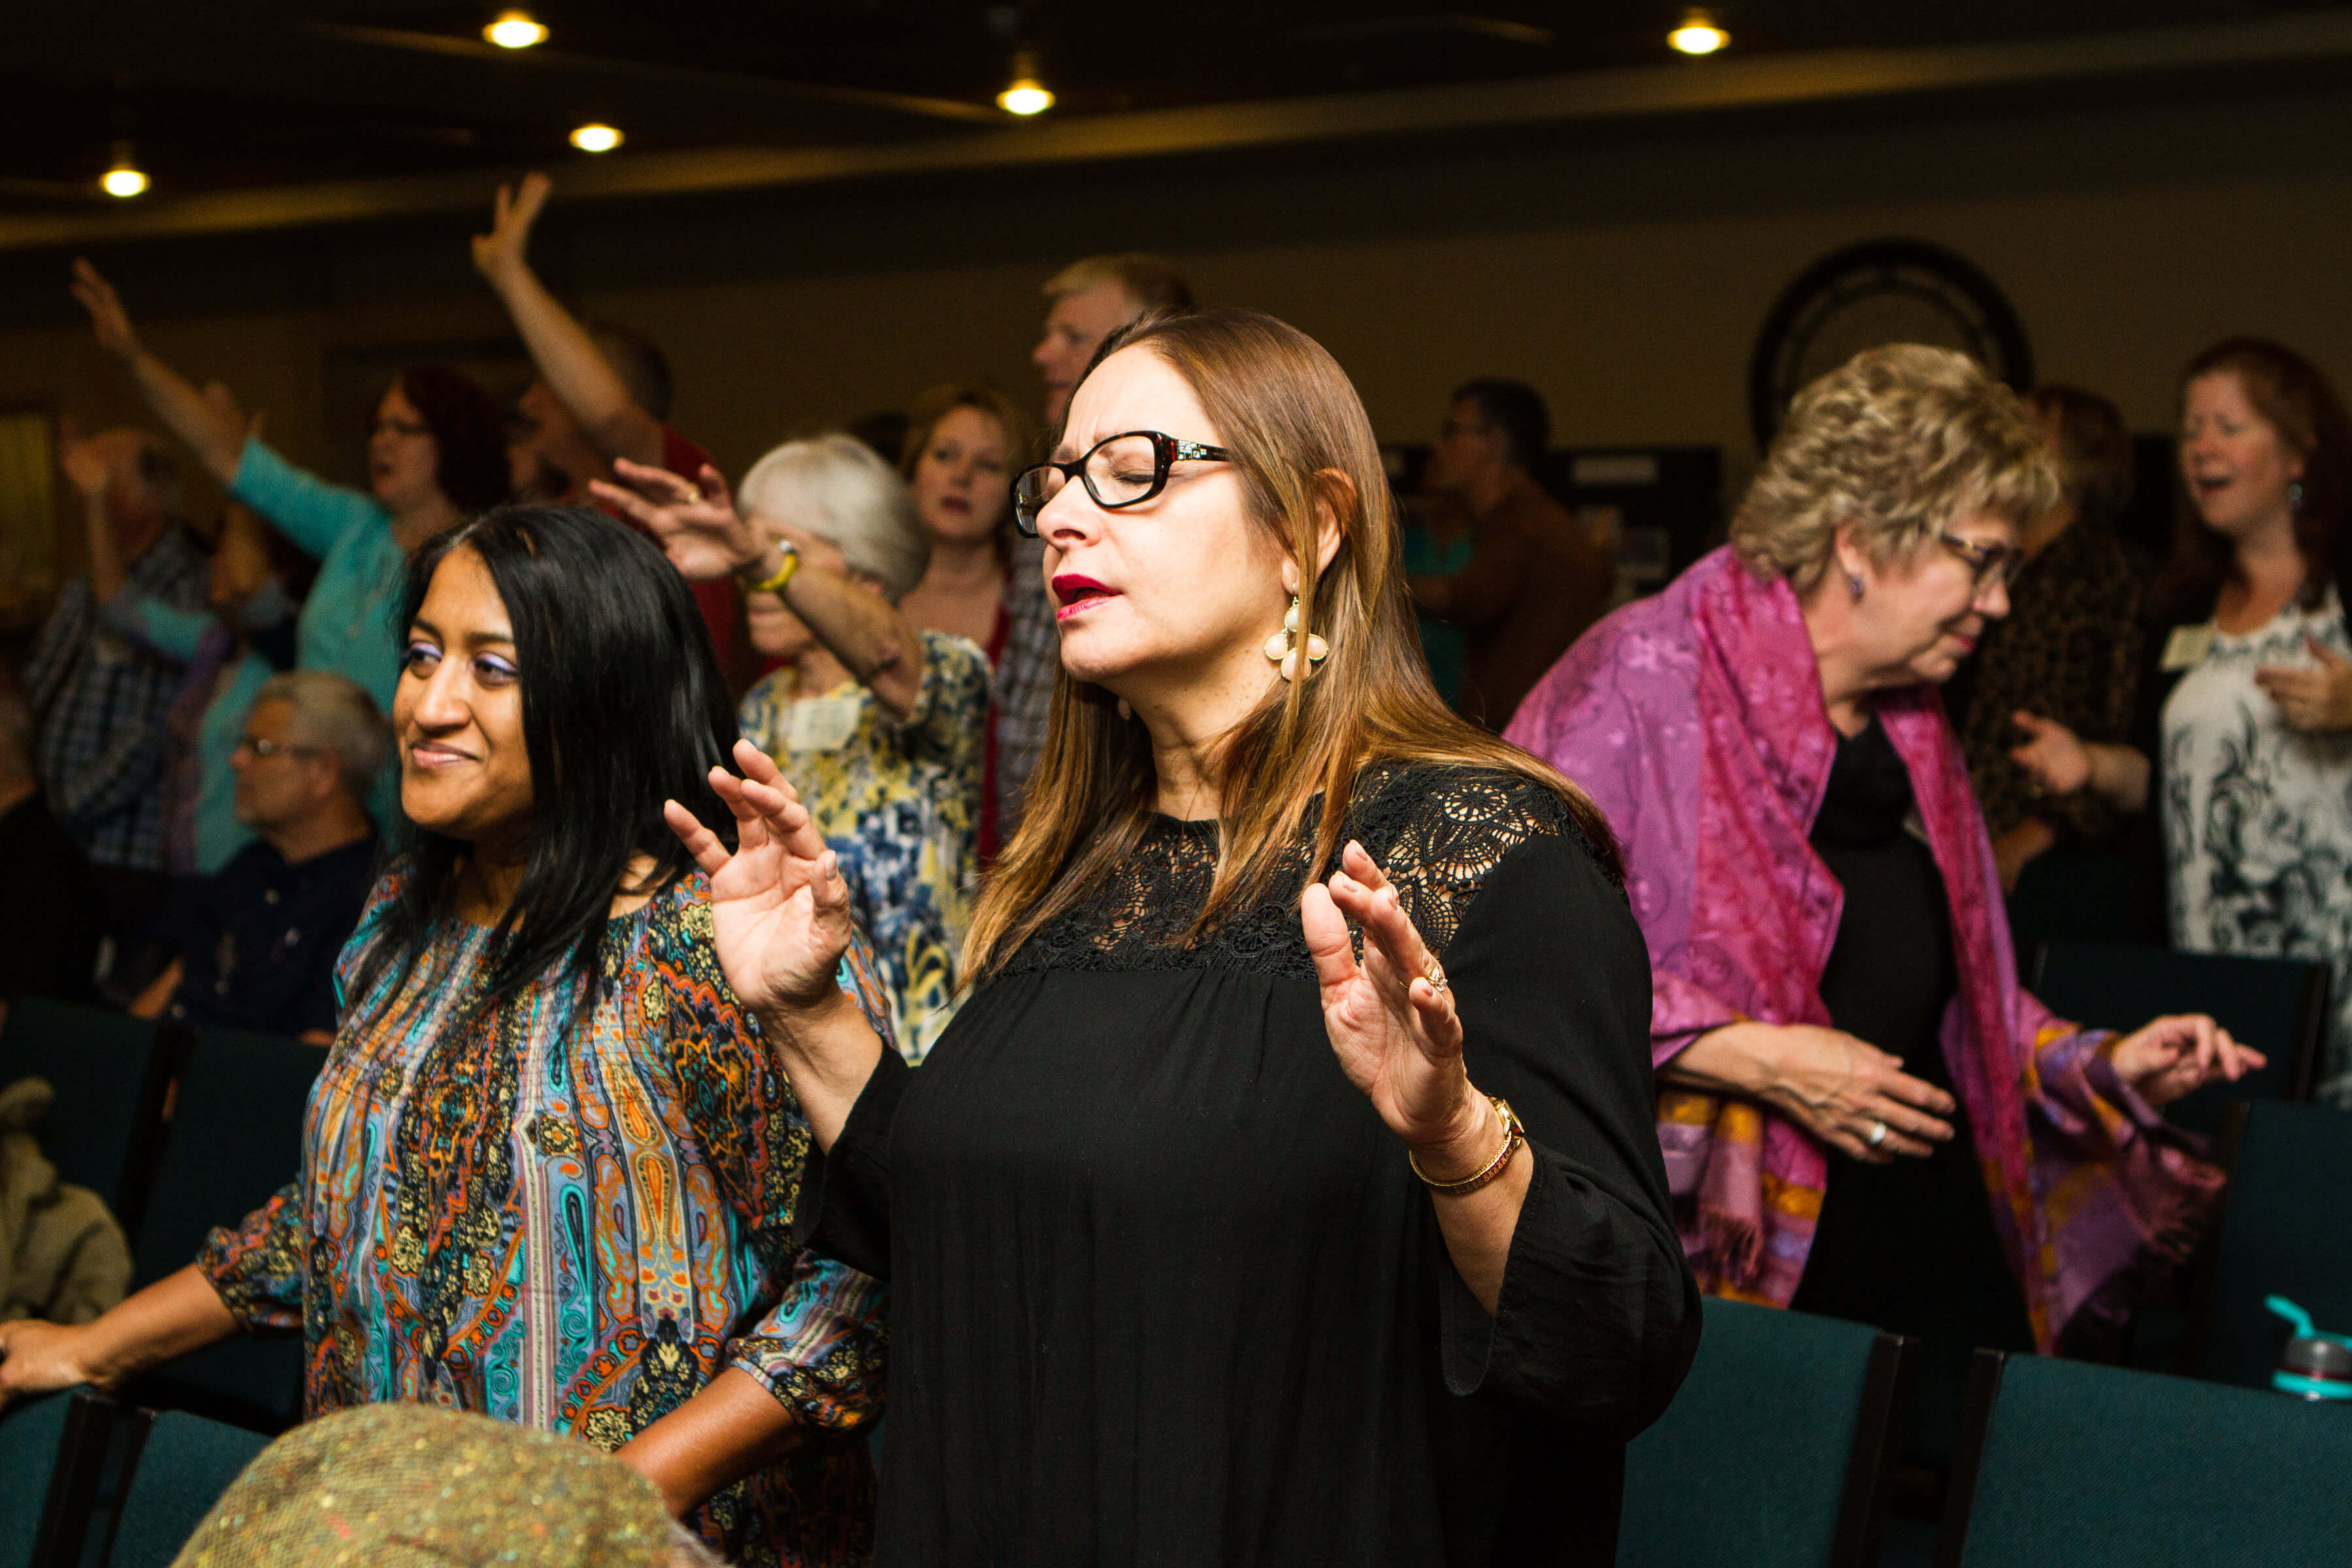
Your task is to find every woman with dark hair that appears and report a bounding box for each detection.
[72,259,508,714]
[2014,340,2352,1098]
[0,506,894,1568]
[670,308,1698,1563]
[1946,384,2144,895]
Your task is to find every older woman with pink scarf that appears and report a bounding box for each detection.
[1507,346,2258,1460]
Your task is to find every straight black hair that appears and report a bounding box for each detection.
[351,503,737,1021]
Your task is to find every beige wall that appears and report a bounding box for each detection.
[5,87,2351,589]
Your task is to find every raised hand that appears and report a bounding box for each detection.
[2110,1013,2264,1107]
[2008,711,2092,796]
[2255,638,2352,732]
[591,460,768,583]
[470,172,553,285]
[56,416,111,501]
[664,739,853,1017]
[1301,840,1499,1175]
[69,257,140,361]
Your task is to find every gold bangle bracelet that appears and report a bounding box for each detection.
[743,545,800,595]
[1409,1095,1524,1196]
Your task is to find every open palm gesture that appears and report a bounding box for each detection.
[664,740,853,1015]
[592,459,764,583]
[1301,840,1482,1156]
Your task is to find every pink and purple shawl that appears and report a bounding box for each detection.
[1504,546,2218,1352]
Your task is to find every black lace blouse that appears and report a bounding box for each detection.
[806,762,1699,1566]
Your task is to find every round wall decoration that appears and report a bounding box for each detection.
[1748,238,2034,449]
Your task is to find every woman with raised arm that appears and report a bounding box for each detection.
[670,308,1699,1565]
[0,506,892,1568]
[71,259,507,713]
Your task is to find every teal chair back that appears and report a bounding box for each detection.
[126,1024,322,1432]
[2032,941,2325,1135]
[0,999,173,1227]
[0,1388,120,1568]
[1941,1349,2352,1567]
[1619,1297,1913,1568]
[2197,1100,2352,1389]
[105,1411,272,1568]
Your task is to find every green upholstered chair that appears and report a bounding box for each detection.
[1939,1348,2352,1567]
[125,1024,323,1435]
[103,1411,272,1568]
[2192,1100,2352,1390]
[0,1388,121,1568]
[0,999,174,1229]
[2031,941,2325,1136]
[1618,1296,1914,1568]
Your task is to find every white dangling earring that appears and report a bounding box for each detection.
[1263,593,1330,681]
[1116,696,1132,721]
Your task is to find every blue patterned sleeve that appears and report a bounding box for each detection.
[649,882,894,1424]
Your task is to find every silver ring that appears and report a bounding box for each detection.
[1422,955,1450,994]
[1866,1120,1889,1148]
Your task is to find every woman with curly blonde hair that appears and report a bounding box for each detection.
[1509,344,2257,1461]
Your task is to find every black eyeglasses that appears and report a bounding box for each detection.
[1938,531,2023,589]
[1011,431,1233,538]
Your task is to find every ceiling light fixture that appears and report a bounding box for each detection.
[101,140,148,198]
[996,49,1054,116]
[1668,8,1729,55]
[484,8,549,48]
[568,122,623,152]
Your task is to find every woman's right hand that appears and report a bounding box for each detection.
[70,257,141,362]
[1679,1021,1957,1163]
[591,461,768,583]
[2008,711,2091,796]
[664,739,855,1019]
[0,1318,102,1405]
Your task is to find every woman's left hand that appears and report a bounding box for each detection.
[2109,1013,2266,1107]
[2255,638,2352,731]
[1302,840,1499,1179]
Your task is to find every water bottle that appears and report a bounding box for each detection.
[2266,1296,2352,1401]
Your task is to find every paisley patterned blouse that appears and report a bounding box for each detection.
[738,628,989,1064]
[199,868,895,1567]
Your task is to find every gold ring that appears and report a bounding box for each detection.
[1422,955,1449,994]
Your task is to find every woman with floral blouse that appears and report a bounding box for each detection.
[0,506,892,1568]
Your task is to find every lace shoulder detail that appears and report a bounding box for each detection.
[1001,761,1602,979]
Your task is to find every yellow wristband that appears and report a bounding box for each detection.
[743,544,800,595]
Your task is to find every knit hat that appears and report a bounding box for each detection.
[169,1403,678,1567]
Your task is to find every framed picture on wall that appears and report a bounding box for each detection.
[0,405,59,634]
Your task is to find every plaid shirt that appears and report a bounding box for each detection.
[24,529,211,870]
[992,535,1059,833]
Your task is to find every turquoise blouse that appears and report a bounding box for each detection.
[101,593,271,875]
[229,437,407,713]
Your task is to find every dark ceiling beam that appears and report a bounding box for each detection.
[8,7,2352,253]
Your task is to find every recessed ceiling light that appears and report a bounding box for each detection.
[1669,8,1729,54]
[569,122,623,153]
[997,49,1054,116]
[484,9,549,49]
[101,140,148,198]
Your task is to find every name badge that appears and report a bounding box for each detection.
[785,694,862,753]
[2161,623,2215,672]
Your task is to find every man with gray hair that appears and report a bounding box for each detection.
[996,253,1196,834]
[130,670,384,1041]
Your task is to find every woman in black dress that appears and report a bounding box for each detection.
[666,308,1699,1565]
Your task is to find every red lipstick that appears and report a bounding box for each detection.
[1052,574,1120,622]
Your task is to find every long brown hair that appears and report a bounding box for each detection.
[962,308,1620,983]
[2154,338,2352,619]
